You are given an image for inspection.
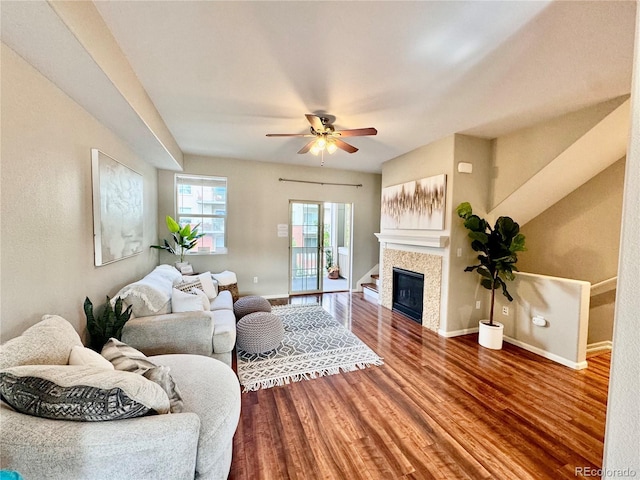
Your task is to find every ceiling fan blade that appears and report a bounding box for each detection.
[305,114,325,132]
[266,133,314,137]
[334,138,358,154]
[298,140,316,154]
[334,127,378,137]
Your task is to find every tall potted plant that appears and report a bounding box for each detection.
[151,215,205,263]
[456,202,526,349]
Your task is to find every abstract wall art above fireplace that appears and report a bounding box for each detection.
[381,174,446,230]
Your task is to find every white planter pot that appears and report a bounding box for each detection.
[478,320,504,350]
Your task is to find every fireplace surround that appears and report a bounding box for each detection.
[380,247,442,331]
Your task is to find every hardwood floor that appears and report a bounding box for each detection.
[230,292,610,480]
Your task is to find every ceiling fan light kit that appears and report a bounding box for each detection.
[266,114,377,165]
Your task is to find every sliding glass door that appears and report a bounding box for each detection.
[289,201,323,294]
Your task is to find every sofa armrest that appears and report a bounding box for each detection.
[1,403,200,480]
[122,311,215,356]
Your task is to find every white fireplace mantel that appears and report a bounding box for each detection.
[374,233,449,249]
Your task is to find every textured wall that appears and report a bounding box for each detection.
[380,248,442,332]
[603,7,640,474]
[1,43,159,342]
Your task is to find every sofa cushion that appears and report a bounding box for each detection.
[211,309,237,354]
[0,365,170,421]
[0,315,83,369]
[210,290,233,312]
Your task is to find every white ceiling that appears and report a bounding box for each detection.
[4,1,638,173]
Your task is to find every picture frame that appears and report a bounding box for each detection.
[381,174,447,230]
[91,149,143,266]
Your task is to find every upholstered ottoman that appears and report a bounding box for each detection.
[233,295,272,320]
[236,312,284,354]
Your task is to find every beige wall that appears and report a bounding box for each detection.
[379,134,493,333]
[491,96,627,208]
[517,157,625,345]
[157,155,381,297]
[448,135,493,332]
[518,157,625,283]
[0,43,159,341]
[603,6,640,470]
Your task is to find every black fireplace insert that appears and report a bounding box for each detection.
[392,267,424,324]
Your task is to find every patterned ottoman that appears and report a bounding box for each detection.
[233,295,272,320]
[236,312,284,354]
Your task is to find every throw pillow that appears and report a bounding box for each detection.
[171,288,205,313]
[143,366,184,413]
[101,338,156,374]
[174,278,204,294]
[68,346,114,370]
[101,338,183,413]
[182,272,217,300]
[0,365,170,421]
[0,315,83,370]
[191,288,211,311]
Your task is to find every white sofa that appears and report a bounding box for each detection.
[115,265,237,366]
[0,316,241,480]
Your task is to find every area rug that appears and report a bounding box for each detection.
[236,303,383,392]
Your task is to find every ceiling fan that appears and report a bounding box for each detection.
[266,114,377,160]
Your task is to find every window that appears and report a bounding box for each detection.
[175,174,227,253]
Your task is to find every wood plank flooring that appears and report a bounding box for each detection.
[230,292,610,480]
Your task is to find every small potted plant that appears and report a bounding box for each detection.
[84,296,132,352]
[456,202,526,349]
[325,249,340,279]
[151,215,205,265]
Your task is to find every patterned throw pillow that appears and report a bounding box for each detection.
[174,279,204,294]
[101,338,156,374]
[101,338,184,413]
[143,366,184,413]
[0,365,170,421]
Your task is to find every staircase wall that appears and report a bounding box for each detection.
[490,95,628,208]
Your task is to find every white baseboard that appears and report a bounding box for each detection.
[503,336,589,370]
[587,340,613,354]
[438,327,479,337]
[262,293,291,300]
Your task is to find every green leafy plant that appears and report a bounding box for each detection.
[151,215,205,262]
[84,296,132,351]
[456,202,526,326]
[325,248,334,273]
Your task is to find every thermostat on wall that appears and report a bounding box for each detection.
[532,315,547,327]
[457,162,473,174]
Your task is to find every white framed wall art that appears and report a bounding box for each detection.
[91,148,143,266]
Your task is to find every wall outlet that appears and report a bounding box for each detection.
[475,301,481,309]
[502,306,509,316]
[457,247,462,257]
[253,276,258,284]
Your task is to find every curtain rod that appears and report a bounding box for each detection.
[279,178,363,188]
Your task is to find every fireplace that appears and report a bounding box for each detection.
[392,267,424,324]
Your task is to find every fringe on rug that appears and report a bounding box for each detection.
[241,359,384,392]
